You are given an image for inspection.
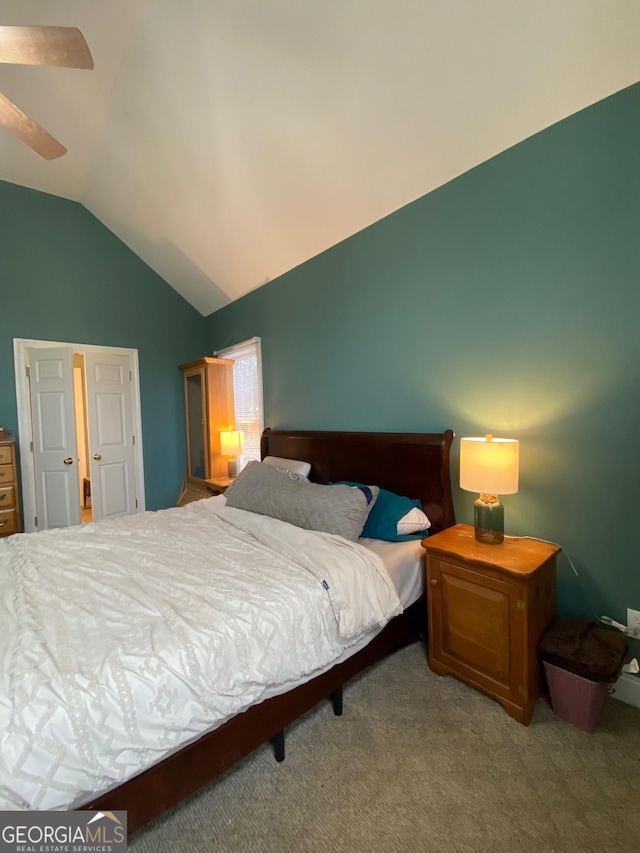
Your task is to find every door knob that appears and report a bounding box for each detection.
[93,453,102,460]
[63,457,73,465]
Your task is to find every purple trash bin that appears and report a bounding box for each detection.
[538,619,628,733]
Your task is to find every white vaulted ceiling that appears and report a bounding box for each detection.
[1,1,639,315]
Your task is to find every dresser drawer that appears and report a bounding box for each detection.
[0,464,14,485]
[0,485,16,510]
[0,446,13,465]
[0,508,19,537]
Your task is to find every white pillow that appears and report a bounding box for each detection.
[263,455,311,478]
[397,506,432,534]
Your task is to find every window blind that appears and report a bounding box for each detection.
[214,337,263,472]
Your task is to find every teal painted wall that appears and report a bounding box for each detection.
[0,180,207,510]
[205,87,640,623]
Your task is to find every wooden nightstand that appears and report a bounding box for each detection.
[176,476,234,507]
[422,524,560,725]
[204,476,234,494]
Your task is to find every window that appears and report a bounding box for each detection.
[214,337,263,472]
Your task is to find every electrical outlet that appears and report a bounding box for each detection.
[627,608,640,637]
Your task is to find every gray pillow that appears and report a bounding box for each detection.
[224,462,306,502]
[225,461,379,541]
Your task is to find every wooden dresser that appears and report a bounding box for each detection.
[0,436,21,537]
[422,524,559,725]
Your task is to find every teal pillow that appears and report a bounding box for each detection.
[330,482,430,542]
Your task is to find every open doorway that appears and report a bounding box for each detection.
[14,338,146,533]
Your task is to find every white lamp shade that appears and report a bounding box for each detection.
[460,436,519,495]
[220,430,244,457]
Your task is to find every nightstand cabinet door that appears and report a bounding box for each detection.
[428,558,525,705]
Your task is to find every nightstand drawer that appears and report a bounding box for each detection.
[0,464,14,485]
[0,485,16,510]
[0,446,13,465]
[0,508,19,537]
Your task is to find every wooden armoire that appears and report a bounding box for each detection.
[179,357,235,493]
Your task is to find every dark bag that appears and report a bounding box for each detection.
[538,618,628,683]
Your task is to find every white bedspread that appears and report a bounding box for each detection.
[0,499,401,811]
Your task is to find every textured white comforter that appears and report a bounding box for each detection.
[0,498,401,811]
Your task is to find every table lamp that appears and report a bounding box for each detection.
[460,434,519,544]
[219,430,244,478]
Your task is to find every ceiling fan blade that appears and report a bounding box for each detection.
[0,26,93,69]
[0,92,67,159]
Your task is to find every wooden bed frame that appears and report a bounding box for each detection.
[85,428,455,832]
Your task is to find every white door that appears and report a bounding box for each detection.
[85,352,137,521]
[27,346,81,529]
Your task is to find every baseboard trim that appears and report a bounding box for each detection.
[611,672,640,709]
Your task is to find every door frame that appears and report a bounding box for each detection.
[14,337,146,533]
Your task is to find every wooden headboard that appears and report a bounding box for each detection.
[261,428,455,533]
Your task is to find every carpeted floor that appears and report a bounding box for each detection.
[129,642,640,853]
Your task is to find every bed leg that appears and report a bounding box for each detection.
[330,686,343,716]
[270,730,285,762]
